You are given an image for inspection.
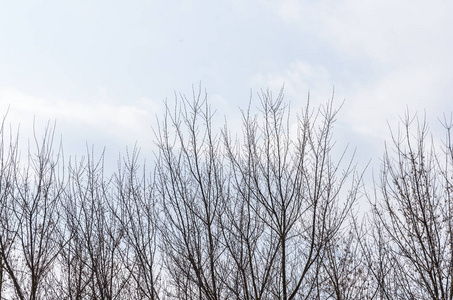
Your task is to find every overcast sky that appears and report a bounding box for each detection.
[0,0,451,175]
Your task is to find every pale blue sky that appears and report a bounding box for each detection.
[0,0,451,173]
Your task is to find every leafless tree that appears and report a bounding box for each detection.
[155,88,226,300]
[0,121,66,300]
[0,113,20,299]
[56,148,130,300]
[315,214,371,299]
[112,147,162,299]
[369,112,453,299]
[221,90,361,300]
[6,87,452,300]
[153,87,361,299]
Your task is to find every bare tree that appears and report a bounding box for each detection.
[10,87,453,299]
[369,112,453,299]
[112,147,162,299]
[316,214,371,299]
[55,151,100,300]
[221,90,361,299]
[0,121,66,300]
[0,113,20,299]
[57,148,130,300]
[153,87,361,299]
[155,88,226,300]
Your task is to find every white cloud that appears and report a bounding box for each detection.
[0,88,162,161]
[345,66,439,139]
[249,60,334,106]
[318,0,451,65]
[277,0,304,23]
[246,57,451,175]
[263,0,451,73]
[257,0,453,167]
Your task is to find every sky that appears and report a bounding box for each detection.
[0,0,451,176]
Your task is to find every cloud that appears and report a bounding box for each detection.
[249,60,334,105]
[338,62,452,176]
[345,66,439,138]
[277,0,304,23]
[257,0,453,166]
[247,56,451,176]
[318,0,451,65]
[263,0,451,72]
[0,88,162,160]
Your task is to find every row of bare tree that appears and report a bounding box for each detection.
[0,89,451,299]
